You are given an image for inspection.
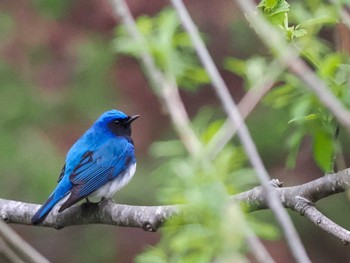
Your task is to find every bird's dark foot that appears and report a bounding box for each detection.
[99,197,114,206]
[81,198,100,214]
[100,197,107,203]
[269,179,283,188]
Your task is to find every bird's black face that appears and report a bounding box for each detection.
[107,115,140,138]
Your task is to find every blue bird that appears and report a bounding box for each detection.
[31,110,139,225]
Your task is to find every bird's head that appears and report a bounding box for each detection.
[96,110,140,137]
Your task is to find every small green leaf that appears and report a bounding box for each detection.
[224,57,246,77]
[317,54,342,79]
[286,130,305,168]
[149,140,186,157]
[263,84,297,108]
[312,131,334,172]
[293,28,307,38]
[288,113,318,124]
[299,17,338,28]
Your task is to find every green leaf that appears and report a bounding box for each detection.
[259,0,290,26]
[317,54,342,79]
[312,130,334,172]
[112,38,147,56]
[114,8,208,91]
[258,0,289,14]
[290,97,311,121]
[286,130,305,168]
[288,113,318,124]
[263,84,297,108]
[224,57,246,77]
[299,17,338,28]
[150,140,186,157]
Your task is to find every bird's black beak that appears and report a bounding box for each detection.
[127,115,140,124]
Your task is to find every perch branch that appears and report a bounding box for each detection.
[1,169,350,243]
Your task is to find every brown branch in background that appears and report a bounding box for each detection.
[206,59,284,159]
[0,237,25,263]
[109,0,202,156]
[2,169,350,243]
[0,220,50,263]
[330,0,350,30]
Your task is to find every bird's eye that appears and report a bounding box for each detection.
[114,120,120,125]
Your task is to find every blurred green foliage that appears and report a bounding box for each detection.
[0,37,119,200]
[1,0,349,262]
[0,4,129,261]
[113,9,209,91]
[33,0,72,19]
[226,0,350,172]
[115,1,350,261]
[0,61,60,199]
[114,8,281,262]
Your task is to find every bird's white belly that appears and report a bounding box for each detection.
[91,163,136,199]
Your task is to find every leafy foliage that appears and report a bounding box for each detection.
[1,0,349,262]
[227,0,349,172]
[115,15,267,260]
[113,9,209,91]
[136,108,275,262]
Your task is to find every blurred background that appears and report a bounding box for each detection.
[1,0,350,262]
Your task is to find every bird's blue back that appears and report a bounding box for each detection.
[31,110,137,224]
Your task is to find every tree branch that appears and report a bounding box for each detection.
[2,169,350,242]
[0,198,179,231]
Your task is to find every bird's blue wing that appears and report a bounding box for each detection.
[58,141,134,212]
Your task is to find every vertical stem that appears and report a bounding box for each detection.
[170,0,311,262]
[109,0,202,155]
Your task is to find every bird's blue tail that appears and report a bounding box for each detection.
[31,194,61,225]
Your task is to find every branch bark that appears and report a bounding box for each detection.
[1,169,350,242]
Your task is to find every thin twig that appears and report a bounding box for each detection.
[109,0,202,156]
[206,58,284,159]
[246,231,276,263]
[0,237,26,263]
[0,220,50,263]
[170,1,311,262]
[301,205,350,244]
[330,0,350,29]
